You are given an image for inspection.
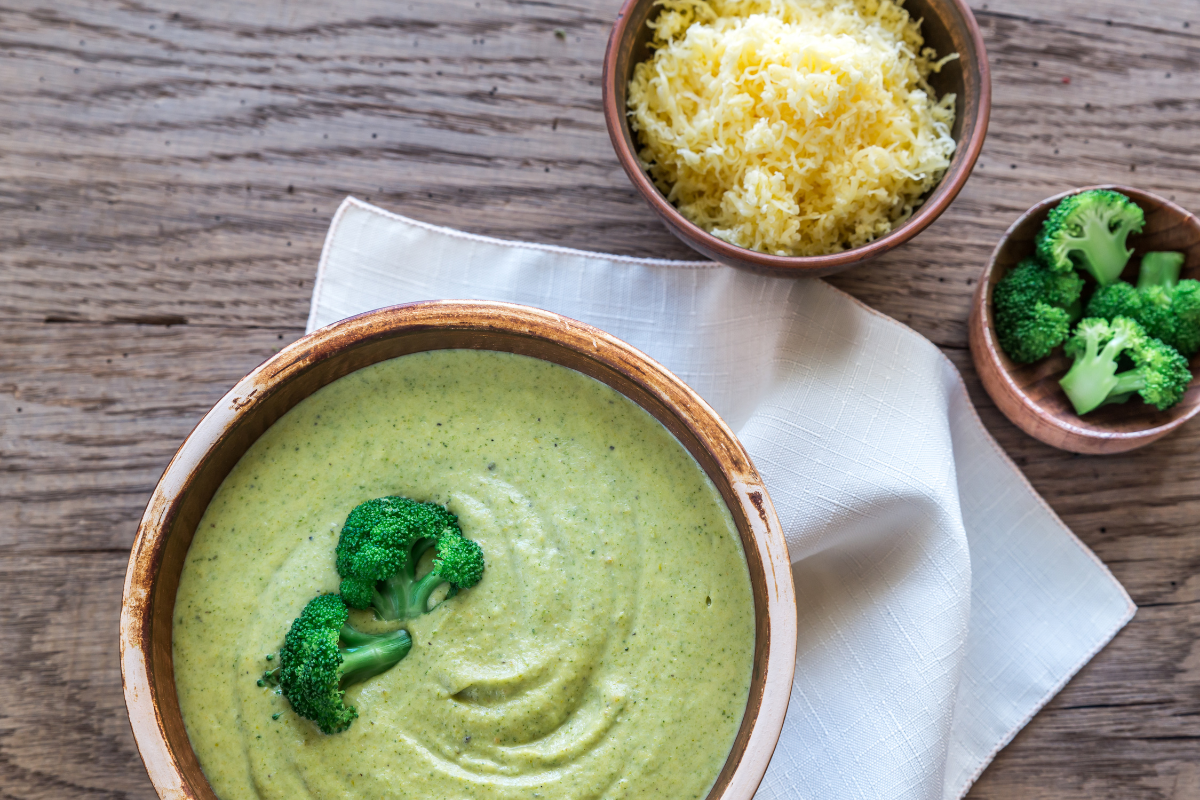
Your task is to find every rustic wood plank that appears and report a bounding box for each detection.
[2,0,1196,345]
[0,324,299,556]
[0,552,153,800]
[1,0,1199,797]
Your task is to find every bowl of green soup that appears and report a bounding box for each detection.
[120,301,797,800]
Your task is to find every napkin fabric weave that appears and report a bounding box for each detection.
[307,197,1135,800]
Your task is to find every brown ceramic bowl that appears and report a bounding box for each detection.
[602,0,991,277]
[969,185,1200,454]
[120,301,797,800]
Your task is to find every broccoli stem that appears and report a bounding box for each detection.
[409,571,450,616]
[1058,332,1124,415]
[411,537,437,566]
[339,629,412,686]
[372,583,407,621]
[372,537,438,620]
[1138,252,1185,290]
[1071,211,1134,285]
[339,623,380,647]
[1110,370,1148,398]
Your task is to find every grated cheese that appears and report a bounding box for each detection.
[626,0,958,256]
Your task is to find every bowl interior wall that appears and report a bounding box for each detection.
[985,187,1200,436]
[907,0,968,143]
[146,326,774,800]
[612,0,661,181]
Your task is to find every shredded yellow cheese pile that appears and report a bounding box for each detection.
[627,0,958,256]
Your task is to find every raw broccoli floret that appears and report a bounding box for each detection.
[335,496,484,620]
[1059,316,1191,414]
[1110,337,1193,410]
[1036,189,1145,286]
[1136,252,1200,356]
[271,594,411,734]
[1085,252,1200,356]
[993,257,1083,363]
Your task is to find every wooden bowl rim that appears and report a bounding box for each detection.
[601,0,992,276]
[120,300,798,800]
[970,184,1200,451]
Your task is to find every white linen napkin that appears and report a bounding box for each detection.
[307,197,1135,800]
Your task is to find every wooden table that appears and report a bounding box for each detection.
[2,0,1197,797]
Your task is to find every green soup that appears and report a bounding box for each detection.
[173,349,755,800]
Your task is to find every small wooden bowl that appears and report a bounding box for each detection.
[969,185,1200,454]
[602,0,991,277]
[120,301,797,800]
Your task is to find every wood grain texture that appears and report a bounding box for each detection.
[0,0,1198,797]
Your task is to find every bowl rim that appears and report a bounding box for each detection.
[968,184,1200,453]
[601,0,992,275]
[120,300,798,800]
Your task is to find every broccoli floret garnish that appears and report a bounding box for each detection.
[336,496,485,620]
[408,532,486,616]
[993,257,1083,363]
[335,496,458,615]
[273,594,411,734]
[1036,189,1145,286]
[1085,252,1200,356]
[1059,317,1191,414]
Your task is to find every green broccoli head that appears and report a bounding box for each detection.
[1043,266,1086,310]
[1085,281,1142,322]
[993,257,1081,363]
[1036,189,1145,285]
[276,594,412,735]
[408,533,486,615]
[1168,281,1200,355]
[996,257,1084,309]
[1139,286,1179,350]
[335,497,461,615]
[997,305,1071,365]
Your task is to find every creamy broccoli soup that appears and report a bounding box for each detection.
[173,349,755,800]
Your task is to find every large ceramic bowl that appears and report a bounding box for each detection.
[602,0,990,277]
[120,301,798,800]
